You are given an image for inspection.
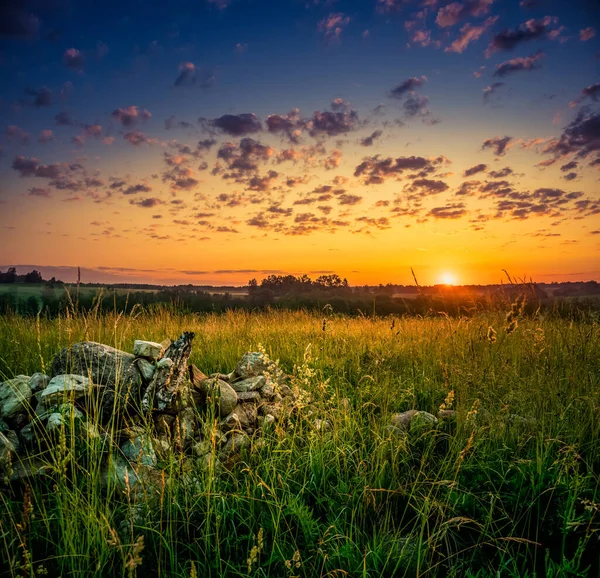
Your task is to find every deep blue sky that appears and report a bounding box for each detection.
[0,0,598,285]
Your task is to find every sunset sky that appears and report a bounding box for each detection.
[0,0,599,286]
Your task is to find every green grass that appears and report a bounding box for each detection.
[0,307,599,577]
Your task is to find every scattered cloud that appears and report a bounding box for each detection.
[485,17,558,57]
[493,51,545,77]
[482,136,513,156]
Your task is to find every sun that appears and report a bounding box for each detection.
[440,272,457,286]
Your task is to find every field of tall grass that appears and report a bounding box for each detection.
[0,305,599,577]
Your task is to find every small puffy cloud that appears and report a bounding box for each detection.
[436,0,495,27]
[560,161,578,172]
[318,13,350,40]
[338,193,362,205]
[485,17,558,57]
[7,125,30,144]
[123,130,158,146]
[489,166,514,178]
[174,62,197,87]
[493,51,545,77]
[111,106,152,127]
[360,130,383,147]
[408,178,449,195]
[482,136,513,156]
[541,109,600,161]
[64,48,85,70]
[464,163,487,177]
[38,129,54,143]
[389,76,427,99]
[446,16,498,53]
[266,109,304,142]
[28,187,52,198]
[580,27,596,41]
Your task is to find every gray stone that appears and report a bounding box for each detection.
[259,414,276,428]
[202,378,238,417]
[29,373,50,393]
[50,341,143,418]
[390,410,438,432]
[279,384,293,398]
[209,372,233,382]
[157,357,173,369]
[234,352,269,380]
[135,358,155,383]
[237,391,261,402]
[221,432,251,455]
[46,413,66,431]
[121,433,157,467]
[41,374,91,404]
[259,402,283,421]
[438,410,456,420]
[0,430,19,481]
[0,376,32,419]
[133,340,164,360]
[231,375,266,393]
[175,407,196,448]
[260,382,275,400]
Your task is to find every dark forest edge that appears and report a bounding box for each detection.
[1,268,599,318]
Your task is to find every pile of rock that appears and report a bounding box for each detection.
[0,332,297,488]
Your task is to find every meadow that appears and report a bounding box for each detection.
[0,305,599,577]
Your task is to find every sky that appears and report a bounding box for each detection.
[0,0,599,286]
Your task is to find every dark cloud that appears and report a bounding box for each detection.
[563,172,578,181]
[307,109,360,137]
[360,130,383,147]
[493,51,545,77]
[464,163,487,177]
[111,106,152,127]
[482,136,513,156]
[38,129,53,143]
[580,83,600,103]
[436,0,495,27]
[338,193,362,205]
[216,137,273,175]
[408,178,449,195]
[489,166,514,178]
[404,95,430,117]
[164,116,195,130]
[266,109,304,143]
[354,155,447,185]
[428,203,468,219]
[560,161,578,172]
[64,48,85,70]
[207,113,262,136]
[483,82,505,103]
[389,76,427,99]
[129,197,163,208]
[27,86,53,107]
[485,17,558,56]
[123,184,152,195]
[542,109,600,161]
[28,187,52,198]
[55,111,76,126]
[197,138,217,150]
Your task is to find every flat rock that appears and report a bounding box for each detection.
[135,358,155,383]
[121,432,157,467]
[231,375,266,393]
[0,376,32,419]
[390,410,438,431]
[134,340,164,360]
[197,378,238,417]
[29,373,50,393]
[237,391,261,402]
[235,352,269,380]
[50,341,142,418]
[41,374,91,404]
